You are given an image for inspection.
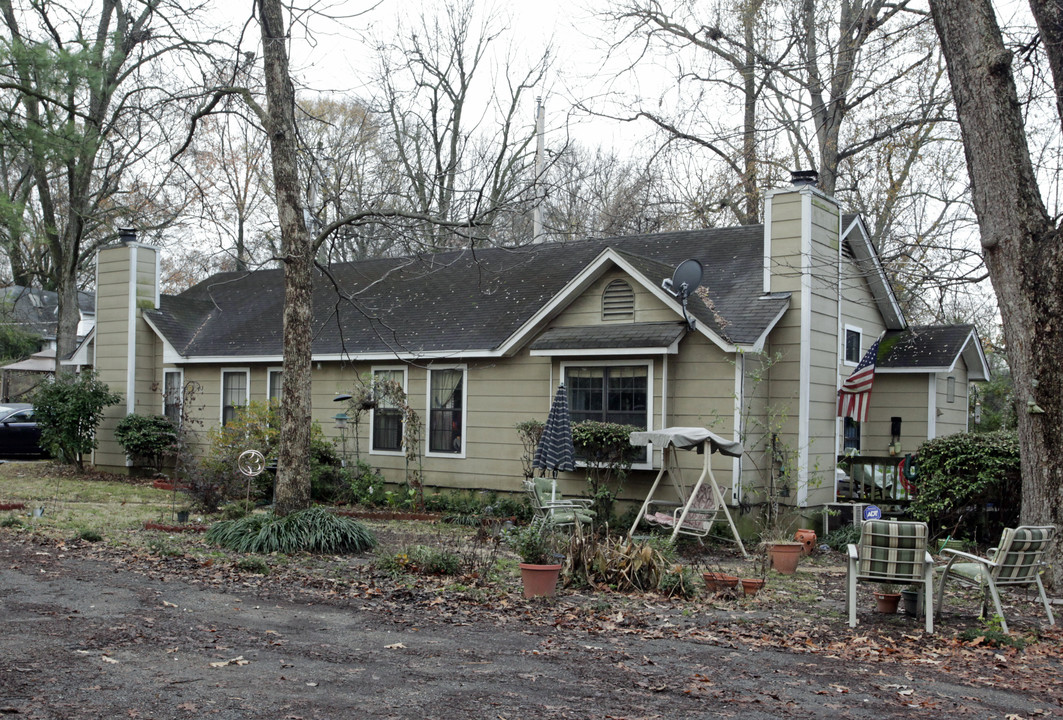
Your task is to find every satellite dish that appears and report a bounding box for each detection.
[662,259,703,300]
[662,259,703,330]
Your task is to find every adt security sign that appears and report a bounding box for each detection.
[863,505,882,521]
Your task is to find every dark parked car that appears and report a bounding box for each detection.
[0,403,47,458]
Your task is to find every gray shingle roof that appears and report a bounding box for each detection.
[878,325,981,371]
[145,225,791,358]
[530,322,688,351]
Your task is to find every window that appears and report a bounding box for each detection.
[372,367,405,453]
[843,417,861,452]
[221,369,249,425]
[268,369,283,403]
[163,370,183,425]
[428,367,465,455]
[565,364,649,463]
[946,375,956,403]
[844,327,862,364]
[602,279,635,321]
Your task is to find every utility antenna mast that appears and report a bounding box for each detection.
[532,97,545,242]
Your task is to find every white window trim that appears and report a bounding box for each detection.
[267,366,283,402]
[220,367,251,425]
[370,365,408,457]
[561,359,655,471]
[162,368,183,418]
[843,324,863,367]
[426,364,468,459]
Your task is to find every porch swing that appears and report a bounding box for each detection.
[626,427,748,557]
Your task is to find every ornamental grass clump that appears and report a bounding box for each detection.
[207,507,376,554]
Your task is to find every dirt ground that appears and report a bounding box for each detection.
[1,524,1061,720]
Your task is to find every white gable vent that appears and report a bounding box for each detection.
[602,279,635,321]
[842,239,856,261]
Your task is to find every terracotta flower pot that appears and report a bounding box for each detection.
[740,578,766,597]
[717,573,739,590]
[519,562,562,598]
[875,591,902,614]
[702,571,721,592]
[794,528,817,555]
[767,542,803,575]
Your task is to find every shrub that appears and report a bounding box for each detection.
[206,507,377,554]
[33,371,122,470]
[377,545,461,576]
[910,430,1020,538]
[571,420,641,521]
[563,527,665,592]
[203,402,332,503]
[659,565,699,599]
[114,414,177,472]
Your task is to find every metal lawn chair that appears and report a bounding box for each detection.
[935,525,1056,634]
[847,520,934,633]
[523,477,595,529]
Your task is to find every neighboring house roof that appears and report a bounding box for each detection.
[877,324,990,380]
[0,348,55,373]
[0,285,95,340]
[144,225,795,361]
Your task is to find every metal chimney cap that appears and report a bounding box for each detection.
[118,227,137,245]
[790,169,819,187]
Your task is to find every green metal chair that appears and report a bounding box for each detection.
[935,525,1056,634]
[524,477,595,528]
[847,520,934,633]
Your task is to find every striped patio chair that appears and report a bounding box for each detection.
[935,525,1056,634]
[847,520,934,633]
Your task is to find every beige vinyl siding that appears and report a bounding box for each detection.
[935,359,970,438]
[864,374,931,454]
[551,270,676,326]
[93,247,134,470]
[94,244,161,471]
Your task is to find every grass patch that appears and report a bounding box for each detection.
[207,507,377,554]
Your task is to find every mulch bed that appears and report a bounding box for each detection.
[334,508,441,522]
[142,522,208,533]
[0,502,26,511]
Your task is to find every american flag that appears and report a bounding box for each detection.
[838,339,880,422]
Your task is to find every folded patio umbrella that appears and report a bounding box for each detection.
[532,384,576,501]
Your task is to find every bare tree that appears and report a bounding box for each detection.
[929,0,1063,577]
[372,0,551,251]
[0,0,207,368]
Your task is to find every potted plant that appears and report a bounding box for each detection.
[761,523,804,575]
[900,584,924,616]
[507,523,563,598]
[740,552,768,597]
[874,583,902,613]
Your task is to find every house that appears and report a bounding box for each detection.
[87,176,988,516]
[0,285,96,400]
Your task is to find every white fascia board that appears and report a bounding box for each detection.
[748,300,791,352]
[495,247,737,356]
[141,314,187,365]
[62,327,95,367]
[875,366,952,374]
[842,216,906,329]
[956,330,991,380]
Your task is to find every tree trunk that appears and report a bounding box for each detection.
[930,0,1063,581]
[257,0,312,516]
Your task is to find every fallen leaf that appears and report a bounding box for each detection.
[210,656,249,668]
[384,643,406,650]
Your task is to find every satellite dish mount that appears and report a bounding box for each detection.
[662,259,703,331]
